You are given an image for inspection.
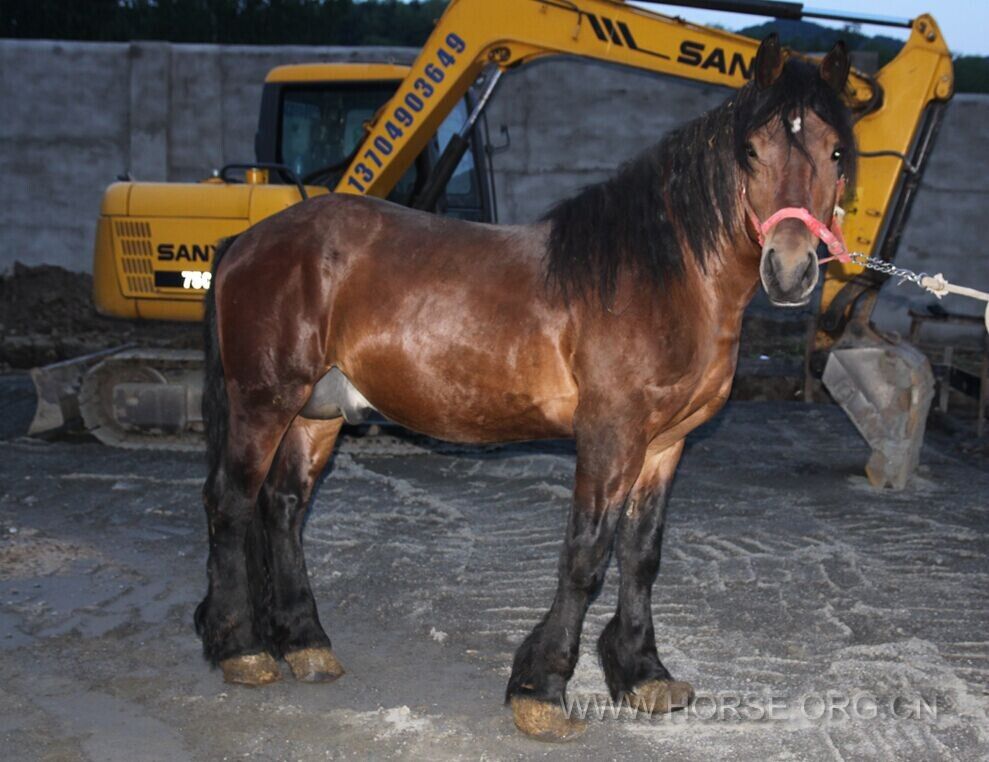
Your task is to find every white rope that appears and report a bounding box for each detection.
[919,273,989,333]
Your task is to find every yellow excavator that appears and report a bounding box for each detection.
[31,0,954,487]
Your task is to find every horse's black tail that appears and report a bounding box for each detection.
[196,235,237,648]
[202,235,237,492]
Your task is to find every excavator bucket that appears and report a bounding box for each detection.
[28,346,131,437]
[822,326,935,490]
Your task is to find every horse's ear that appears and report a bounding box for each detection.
[820,40,850,93]
[754,33,784,90]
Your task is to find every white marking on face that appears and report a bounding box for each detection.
[789,115,802,134]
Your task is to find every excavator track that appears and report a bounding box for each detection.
[78,348,206,451]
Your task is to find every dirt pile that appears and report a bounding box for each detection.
[0,263,201,369]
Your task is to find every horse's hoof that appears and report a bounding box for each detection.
[628,679,694,715]
[510,697,587,742]
[284,647,345,683]
[219,652,281,686]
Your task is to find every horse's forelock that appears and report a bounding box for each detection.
[733,58,858,188]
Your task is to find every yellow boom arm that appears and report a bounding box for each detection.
[335,0,953,310]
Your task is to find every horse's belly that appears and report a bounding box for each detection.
[339,340,578,444]
[385,395,575,444]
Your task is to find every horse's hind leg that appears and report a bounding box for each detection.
[257,416,345,682]
[197,404,299,686]
[597,439,694,714]
[506,422,646,740]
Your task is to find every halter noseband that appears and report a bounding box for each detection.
[742,177,850,265]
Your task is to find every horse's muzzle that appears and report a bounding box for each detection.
[760,246,818,307]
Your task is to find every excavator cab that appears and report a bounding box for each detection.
[255,64,493,219]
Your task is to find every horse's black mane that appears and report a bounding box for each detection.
[543,58,857,305]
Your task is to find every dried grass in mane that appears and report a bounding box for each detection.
[543,59,857,306]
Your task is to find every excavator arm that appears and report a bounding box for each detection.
[335,0,952,321]
[334,0,952,298]
[334,0,886,198]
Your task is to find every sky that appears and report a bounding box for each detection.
[630,1,989,56]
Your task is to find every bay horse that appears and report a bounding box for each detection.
[196,36,855,740]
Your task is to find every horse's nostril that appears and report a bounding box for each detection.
[800,254,817,287]
[765,249,780,272]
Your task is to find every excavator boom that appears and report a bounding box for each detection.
[336,0,951,293]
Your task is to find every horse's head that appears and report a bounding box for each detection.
[737,35,855,307]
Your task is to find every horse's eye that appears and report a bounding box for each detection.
[746,143,758,159]
[831,148,843,162]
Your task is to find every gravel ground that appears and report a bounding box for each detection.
[0,374,987,760]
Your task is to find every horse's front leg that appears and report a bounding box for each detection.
[597,438,694,714]
[507,423,646,740]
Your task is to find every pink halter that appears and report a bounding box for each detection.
[742,177,851,265]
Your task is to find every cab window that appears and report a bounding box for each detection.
[277,82,485,216]
[435,99,484,219]
[279,83,418,205]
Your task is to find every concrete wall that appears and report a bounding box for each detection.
[869,95,989,335]
[486,57,728,223]
[0,40,416,273]
[1,40,987,335]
